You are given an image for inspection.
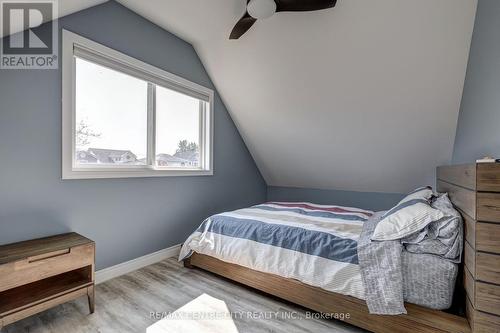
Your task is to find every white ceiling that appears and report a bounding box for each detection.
[116,0,478,193]
[20,0,479,193]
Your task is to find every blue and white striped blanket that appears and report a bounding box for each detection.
[179,202,374,299]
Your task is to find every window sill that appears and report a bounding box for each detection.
[62,168,214,180]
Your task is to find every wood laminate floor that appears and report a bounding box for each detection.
[3,258,367,333]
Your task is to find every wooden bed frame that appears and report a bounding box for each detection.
[184,163,500,333]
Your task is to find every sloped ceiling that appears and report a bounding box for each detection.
[128,1,476,192]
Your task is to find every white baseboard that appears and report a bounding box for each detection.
[95,243,182,284]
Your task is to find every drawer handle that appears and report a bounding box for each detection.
[28,249,71,263]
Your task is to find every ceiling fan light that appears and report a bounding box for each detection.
[247,0,277,19]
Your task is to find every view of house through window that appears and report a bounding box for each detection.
[74,57,204,169]
[75,58,148,166]
[156,85,201,168]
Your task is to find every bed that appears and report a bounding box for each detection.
[179,167,496,333]
[180,202,458,311]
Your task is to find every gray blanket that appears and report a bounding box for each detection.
[358,194,463,315]
[403,194,463,263]
[358,212,406,314]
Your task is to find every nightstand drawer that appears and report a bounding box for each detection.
[0,243,94,292]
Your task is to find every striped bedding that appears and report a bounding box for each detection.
[179,202,374,300]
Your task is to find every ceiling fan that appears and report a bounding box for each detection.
[230,0,338,39]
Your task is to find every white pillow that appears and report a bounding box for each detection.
[371,187,444,241]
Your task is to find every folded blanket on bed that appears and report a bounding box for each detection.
[358,194,462,315]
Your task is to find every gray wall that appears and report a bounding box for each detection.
[453,0,500,163]
[267,186,404,212]
[0,1,266,269]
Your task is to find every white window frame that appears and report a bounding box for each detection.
[62,30,214,179]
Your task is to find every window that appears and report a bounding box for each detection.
[75,57,148,167]
[62,30,213,179]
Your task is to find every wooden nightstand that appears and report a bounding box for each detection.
[0,233,95,329]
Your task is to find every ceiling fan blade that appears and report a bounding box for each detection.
[275,0,337,12]
[230,13,257,39]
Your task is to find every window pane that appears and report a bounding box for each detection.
[155,86,201,168]
[75,57,148,166]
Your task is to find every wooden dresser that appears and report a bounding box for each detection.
[0,233,95,329]
[437,163,500,333]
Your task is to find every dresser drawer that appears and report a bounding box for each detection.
[476,252,500,285]
[477,222,500,254]
[477,192,500,222]
[474,310,500,333]
[475,281,500,316]
[0,244,94,292]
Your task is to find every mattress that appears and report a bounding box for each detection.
[402,252,458,310]
[180,202,458,311]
